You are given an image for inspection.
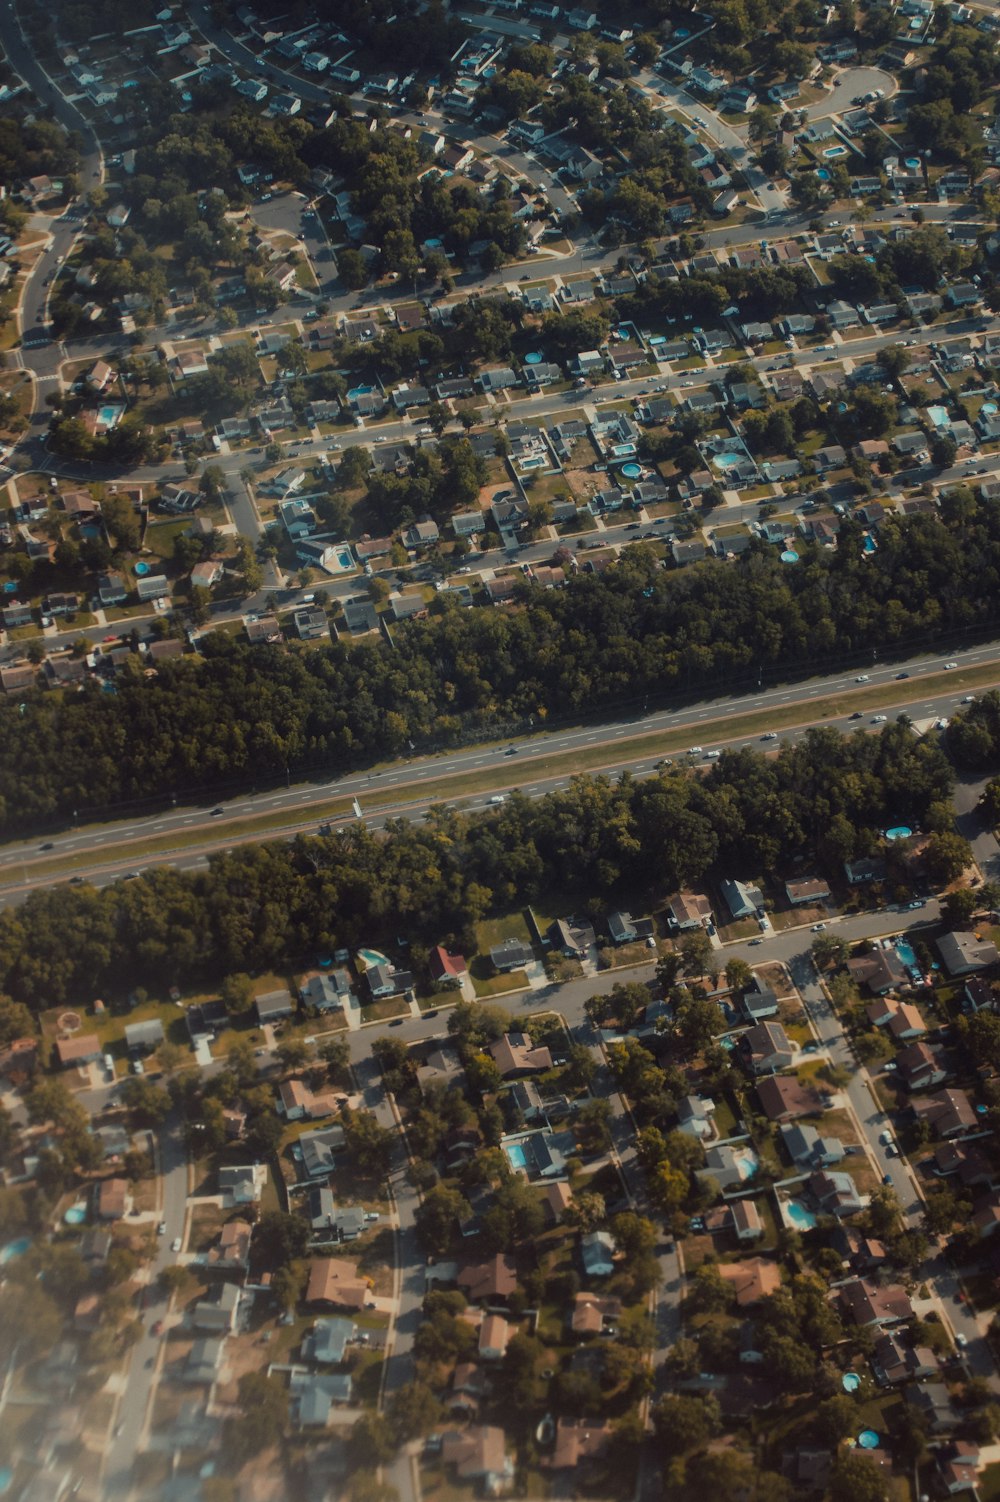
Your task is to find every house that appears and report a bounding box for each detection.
[906,1382,957,1433]
[185,1337,225,1386]
[937,931,999,977]
[840,1277,913,1327]
[720,878,764,921]
[784,876,830,905]
[780,1122,846,1169]
[973,1189,1000,1237]
[699,1141,759,1192]
[731,1199,764,1242]
[897,1041,948,1092]
[912,1089,977,1139]
[718,1257,781,1306]
[831,1225,887,1273]
[457,1253,518,1303]
[124,1019,164,1054]
[509,1079,544,1122]
[606,911,655,945]
[490,938,534,972]
[808,1170,863,1218]
[547,1419,612,1473]
[290,1370,353,1426]
[571,1292,622,1337]
[441,1428,513,1490]
[668,892,713,930]
[279,1078,338,1122]
[938,1441,981,1495]
[756,1074,826,1122]
[844,855,888,886]
[364,963,413,999]
[550,916,596,956]
[304,1316,355,1365]
[98,572,129,606]
[871,1331,938,1386]
[96,1177,130,1221]
[305,1258,369,1311]
[580,1230,615,1278]
[54,1034,102,1069]
[677,1095,716,1142]
[887,1003,927,1042]
[478,1313,511,1362]
[207,1219,252,1269]
[933,1141,995,1188]
[192,1282,240,1334]
[812,444,848,472]
[738,1021,794,1076]
[847,950,906,996]
[299,1124,347,1179]
[254,988,295,1025]
[741,976,779,1022]
[490,1032,552,1077]
[218,1164,266,1205]
[0,1037,37,1084]
[416,1047,464,1095]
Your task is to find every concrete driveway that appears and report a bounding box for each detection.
[805,64,896,120]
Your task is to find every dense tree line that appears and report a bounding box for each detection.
[0,722,950,1007]
[1,499,996,830]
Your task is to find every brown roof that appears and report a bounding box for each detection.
[549,1419,612,1471]
[718,1257,782,1306]
[97,1177,128,1220]
[489,1032,552,1077]
[441,1426,508,1479]
[457,1253,518,1302]
[0,1037,38,1078]
[55,1033,102,1066]
[669,891,712,924]
[755,1074,823,1121]
[571,1292,622,1335]
[840,1277,913,1325]
[305,1257,369,1310]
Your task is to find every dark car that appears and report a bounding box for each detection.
[388,1018,404,1027]
[40,842,54,850]
[895,672,908,680]
[210,807,223,816]
[849,711,863,720]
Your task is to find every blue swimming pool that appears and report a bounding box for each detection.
[816,168,830,181]
[896,938,921,979]
[0,1237,30,1264]
[863,535,876,554]
[64,1204,87,1226]
[505,1142,529,1171]
[783,1198,817,1231]
[823,145,848,159]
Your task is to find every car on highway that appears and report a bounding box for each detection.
[687,745,703,756]
[855,674,870,683]
[895,671,909,679]
[944,661,958,669]
[962,695,975,703]
[761,731,777,740]
[487,794,506,805]
[871,714,887,723]
[849,711,864,720]
[210,807,223,816]
[39,841,54,850]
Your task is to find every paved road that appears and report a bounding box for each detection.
[1,640,997,900]
[100,1111,189,1495]
[806,65,896,122]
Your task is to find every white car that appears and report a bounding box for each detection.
[761,731,778,740]
[855,674,870,683]
[944,661,958,669]
[871,714,887,723]
[687,745,703,756]
[171,1237,182,1253]
[487,794,506,805]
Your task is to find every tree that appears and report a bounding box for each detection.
[725,958,751,992]
[387,1381,442,1441]
[829,1451,889,1502]
[220,974,253,1018]
[415,1184,469,1255]
[226,1372,288,1463]
[924,830,973,885]
[119,1076,171,1125]
[680,928,713,976]
[344,1110,393,1179]
[651,1393,721,1457]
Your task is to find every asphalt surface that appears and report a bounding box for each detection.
[0,640,996,902]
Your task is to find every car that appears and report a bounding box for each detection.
[811,922,826,932]
[157,1221,166,1235]
[895,672,909,680]
[962,695,975,703]
[504,745,518,756]
[210,807,223,816]
[132,1059,144,1075]
[705,749,720,760]
[39,841,54,850]
[849,711,864,720]
[871,714,887,724]
[855,674,870,683]
[626,522,641,531]
[171,1237,182,1253]
[879,1129,893,1145]
[151,1320,163,1336]
[748,937,763,946]
[68,875,84,884]
[761,731,778,740]
[907,898,925,909]
[944,661,958,669]
[955,1290,967,1304]
[882,1172,893,1185]
[123,871,140,881]
[487,794,506,805]
[956,1332,968,1348]
[885,1143,898,1156]
[883,1060,897,1072]
[687,745,703,756]
[389,1018,404,1027]
[374,436,387,444]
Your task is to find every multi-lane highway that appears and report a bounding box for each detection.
[1,640,995,904]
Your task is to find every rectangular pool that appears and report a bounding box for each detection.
[505,1142,529,1171]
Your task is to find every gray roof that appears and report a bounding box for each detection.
[124,1019,164,1050]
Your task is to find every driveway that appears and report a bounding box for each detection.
[804,65,895,121]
